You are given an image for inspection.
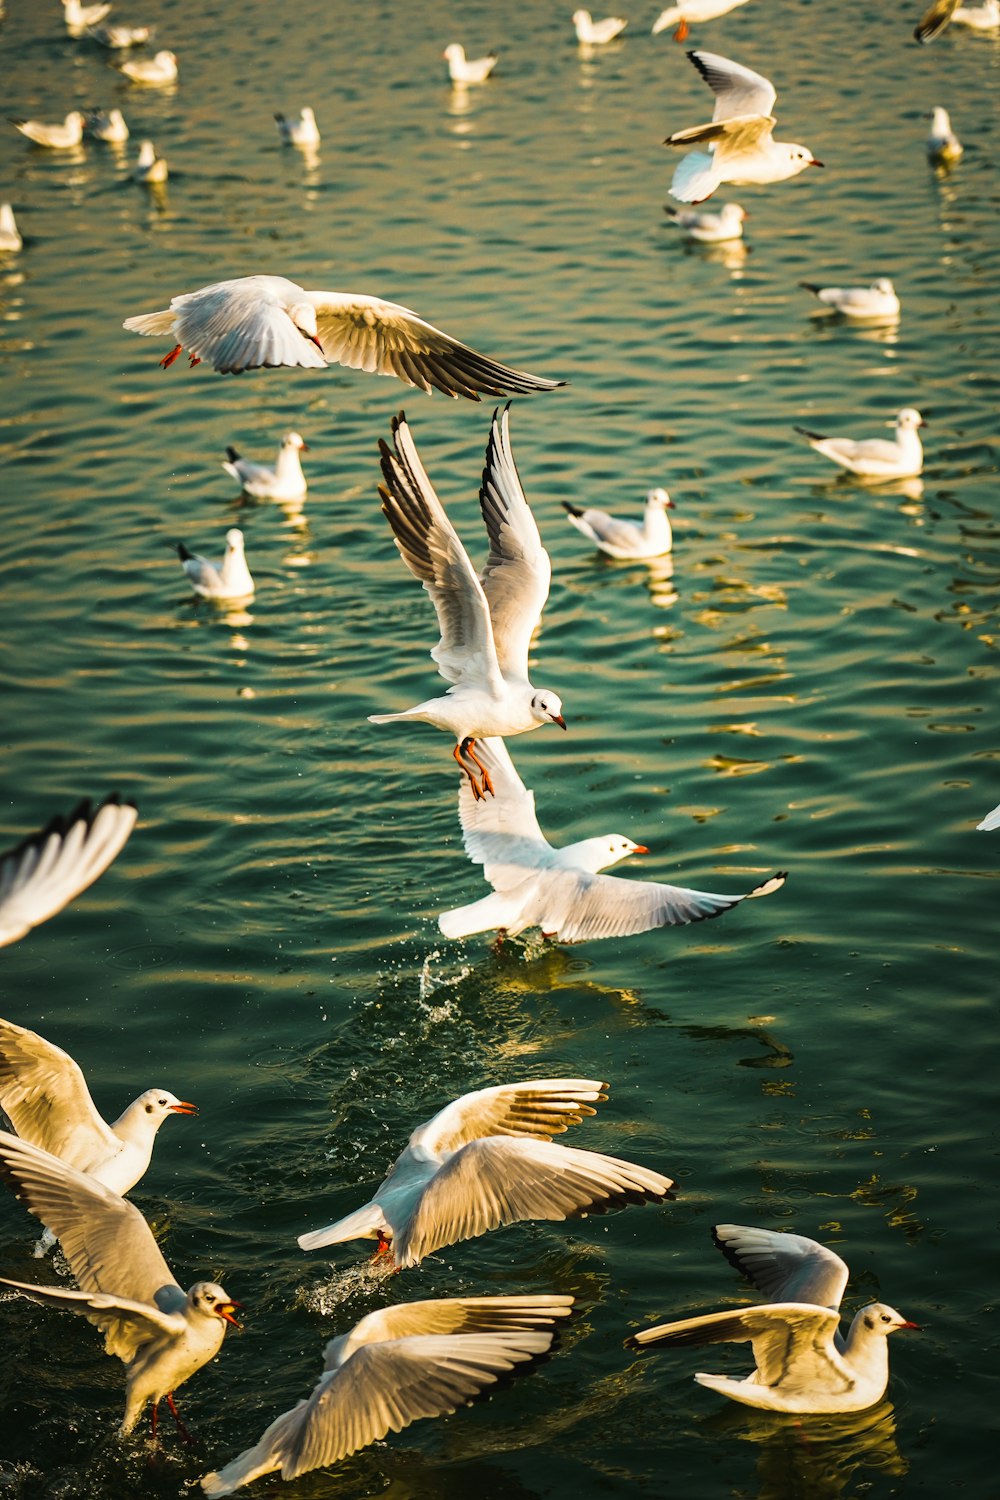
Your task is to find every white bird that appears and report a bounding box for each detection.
[652,0,751,41]
[122,274,564,395]
[274,107,320,146]
[665,200,746,241]
[572,10,628,44]
[87,20,151,46]
[0,204,22,253]
[11,111,85,149]
[223,430,308,501]
[0,1132,240,1436]
[439,738,786,943]
[368,407,566,800]
[0,795,136,949]
[914,0,960,41]
[666,50,822,203]
[626,1223,919,1413]
[175,528,254,601]
[795,406,925,481]
[563,488,674,559]
[977,803,1000,830]
[61,0,111,33]
[117,49,177,85]
[952,0,1000,25]
[799,278,900,321]
[200,1295,573,1495]
[132,138,167,183]
[85,107,129,142]
[927,106,963,163]
[443,43,498,85]
[297,1079,673,1267]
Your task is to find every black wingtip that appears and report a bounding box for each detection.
[225,445,240,462]
[799,282,821,294]
[176,541,195,561]
[793,425,825,442]
[710,1222,749,1278]
[562,501,585,518]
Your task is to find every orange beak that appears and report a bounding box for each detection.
[169,1101,198,1115]
[631,845,650,855]
[552,714,567,730]
[217,1301,243,1328]
[808,158,825,168]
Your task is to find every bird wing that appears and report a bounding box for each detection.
[687,49,777,120]
[345,1293,575,1350]
[0,1018,121,1172]
[569,509,644,554]
[0,796,137,948]
[626,1302,854,1392]
[409,1079,609,1156]
[393,1137,673,1266]
[0,1276,183,1346]
[666,114,775,156]
[977,802,1000,831]
[915,0,959,40]
[123,276,328,374]
[305,291,563,401]
[477,405,552,680]
[456,737,553,885]
[377,412,503,692]
[712,1224,849,1309]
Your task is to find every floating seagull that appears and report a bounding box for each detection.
[927,106,963,163]
[665,200,746,241]
[11,111,85,149]
[200,1295,573,1495]
[439,738,785,943]
[61,0,111,32]
[0,204,22,253]
[0,795,136,948]
[369,407,566,800]
[0,1132,240,1437]
[443,43,498,84]
[132,138,167,183]
[563,488,674,559]
[914,0,960,41]
[274,107,320,146]
[953,0,1000,26]
[572,9,628,44]
[298,1079,673,1266]
[799,278,900,321]
[175,528,254,601]
[626,1223,919,1413]
[795,406,924,480]
[118,48,177,85]
[223,431,308,501]
[666,50,822,203]
[652,0,751,41]
[87,19,151,46]
[977,803,1000,830]
[123,274,563,394]
[85,107,129,142]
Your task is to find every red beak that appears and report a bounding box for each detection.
[169,1101,198,1115]
[808,158,825,168]
[306,333,324,352]
[217,1301,243,1328]
[552,715,567,730]
[900,1320,921,1330]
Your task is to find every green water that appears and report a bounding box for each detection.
[1,0,998,1494]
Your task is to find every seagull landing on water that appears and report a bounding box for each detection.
[665,50,822,203]
[443,43,498,84]
[800,278,900,322]
[652,0,751,41]
[297,1079,673,1267]
[665,200,746,241]
[626,1223,919,1413]
[11,112,85,149]
[274,107,320,146]
[369,407,566,800]
[572,10,628,45]
[927,106,963,163]
[564,488,674,559]
[795,406,924,480]
[223,431,308,501]
[175,529,254,601]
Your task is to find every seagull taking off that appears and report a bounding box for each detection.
[795,406,924,480]
[626,1223,919,1413]
[175,529,254,601]
[369,407,566,799]
[297,1079,673,1267]
[800,278,900,321]
[443,43,498,84]
[572,10,628,45]
[563,487,674,559]
[665,50,822,203]
[223,431,308,501]
[652,0,751,41]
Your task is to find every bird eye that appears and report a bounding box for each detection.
[881,1314,891,1323]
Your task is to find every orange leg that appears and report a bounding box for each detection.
[150,1401,159,1440]
[188,354,201,367]
[371,1230,393,1261]
[674,18,689,40]
[460,737,495,798]
[453,740,484,800]
[160,344,183,368]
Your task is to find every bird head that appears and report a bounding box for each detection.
[895,408,925,431]
[225,528,245,551]
[530,690,567,730]
[190,1283,242,1328]
[872,278,895,296]
[860,1303,920,1336]
[284,431,308,451]
[136,1089,198,1122]
[289,301,323,353]
[646,487,675,510]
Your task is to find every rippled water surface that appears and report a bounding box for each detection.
[1,0,998,1495]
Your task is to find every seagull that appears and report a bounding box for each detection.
[0,795,136,949]
[87,19,151,46]
[61,0,111,33]
[665,201,746,241]
[122,274,563,395]
[200,1295,573,1495]
[439,737,786,943]
[665,50,822,203]
[952,0,1000,26]
[368,407,566,800]
[927,106,963,163]
[132,138,167,183]
[223,431,308,501]
[794,406,924,481]
[274,107,320,146]
[626,1223,919,1413]
[0,1132,240,1437]
[0,204,22,253]
[443,43,498,84]
[914,0,960,41]
[563,488,674,559]
[85,107,129,142]
[977,803,1000,830]
[117,49,177,85]
[175,529,254,601]
[297,1079,673,1267]
[572,10,628,44]
[11,111,85,149]
[652,0,751,41]
[799,278,900,321]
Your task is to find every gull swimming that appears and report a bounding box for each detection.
[369,407,566,799]
[795,406,924,480]
[666,50,822,203]
[572,10,628,45]
[977,803,1000,830]
[223,431,308,500]
[85,107,129,142]
[274,108,320,146]
[927,106,963,162]
[0,205,22,253]
[118,49,177,85]
[443,43,498,84]
[626,1223,919,1413]
[0,795,136,948]
[0,1132,240,1437]
[914,0,960,41]
[87,20,152,46]
[439,737,786,943]
[652,0,751,41]
[665,200,746,241]
[12,112,85,149]
[298,1079,672,1266]
[176,529,254,601]
[132,138,167,183]
[563,487,674,559]
[800,278,900,321]
[61,0,110,32]
[200,1295,573,1495]
[123,274,563,395]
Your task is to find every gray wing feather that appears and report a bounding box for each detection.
[688,49,777,120]
[713,1224,849,1309]
[513,869,786,943]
